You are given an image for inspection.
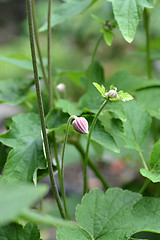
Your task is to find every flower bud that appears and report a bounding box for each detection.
[108,90,118,98]
[72,117,89,134]
[56,83,66,93]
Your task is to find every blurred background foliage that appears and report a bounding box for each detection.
[1,0,160,181]
[0,0,160,80]
[1,1,160,239]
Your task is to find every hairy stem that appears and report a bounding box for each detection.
[84,99,109,194]
[138,151,149,170]
[48,0,53,110]
[85,34,103,91]
[31,0,48,87]
[26,0,65,219]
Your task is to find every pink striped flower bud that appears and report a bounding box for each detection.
[72,117,89,134]
[108,90,118,98]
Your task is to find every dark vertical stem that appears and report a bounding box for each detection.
[144,8,152,79]
[48,0,53,110]
[31,0,48,87]
[26,0,65,219]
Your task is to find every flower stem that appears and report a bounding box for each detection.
[50,119,69,219]
[60,116,76,219]
[84,99,109,194]
[139,179,150,194]
[31,0,48,87]
[71,140,110,190]
[138,151,149,170]
[26,0,65,219]
[48,0,53,110]
[85,34,103,91]
[51,132,61,181]
[143,8,152,79]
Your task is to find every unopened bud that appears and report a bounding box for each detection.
[108,90,118,98]
[56,83,66,93]
[72,117,89,134]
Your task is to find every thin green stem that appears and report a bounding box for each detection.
[51,118,70,219]
[138,151,149,170]
[144,8,152,79]
[52,132,61,179]
[85,34,103,91]
[72,141,110,190]
[84,99,109,194]
[60,116,77,219]
[48,0,53,110]
[31,0,48,87]
[139,179,150,194]
[26,0,65,219]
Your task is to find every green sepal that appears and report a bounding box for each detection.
[93,82,106,97]
[93,82,133,102]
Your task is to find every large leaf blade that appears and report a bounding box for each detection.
[0,78,34,105]
[0,113,46,183]
[0,223,41,240]
[136,87,160,120]
[39,0,97,32]
[58,188,160,239]
[122,100,151,151]
[0,182,48,226]
[109,0,154,42]
[89,117,119,153]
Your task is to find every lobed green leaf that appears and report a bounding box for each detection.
[0,113,46,183]
[93,82,106,97]
[0,78,34,105]
[108,0,154,42]
[57,188,160,239]
[0,222,41,240]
